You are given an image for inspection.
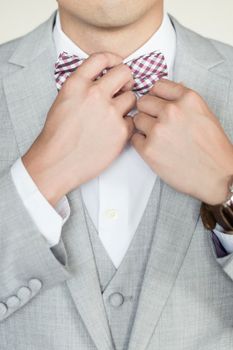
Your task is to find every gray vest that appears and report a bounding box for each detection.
[81,178,162,350]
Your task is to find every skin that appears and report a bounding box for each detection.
[22,0,233,207]
[132,80,233,205]
[23,53,136,205]
[58,0,164,58]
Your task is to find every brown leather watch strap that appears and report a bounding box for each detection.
[201,202,233,232]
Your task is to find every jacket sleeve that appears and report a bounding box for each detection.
[0,163,71,322]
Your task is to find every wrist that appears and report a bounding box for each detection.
[204,174,231,206]
[203,145,233,205]
[22,152,70,207]
[201,175,233,232]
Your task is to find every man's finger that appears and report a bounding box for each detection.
[130,132,146,152]
[133,113,156,136]
[114,91,136,116]
[73,52,123,81]
[124,115,135,140]
[137,94,167,117]
[149,79,186,101]
[98,64,134,97]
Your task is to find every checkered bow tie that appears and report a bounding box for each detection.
[55,51,168,95]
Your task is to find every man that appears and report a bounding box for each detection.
[1,0,233,349]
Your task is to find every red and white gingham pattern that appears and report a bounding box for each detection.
[55,51,168,95]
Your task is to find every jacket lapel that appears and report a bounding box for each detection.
[128,16,231,350]
[3,11,113,350]
[3,14,58,157]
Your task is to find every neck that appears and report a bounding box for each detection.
[58,4,164,59]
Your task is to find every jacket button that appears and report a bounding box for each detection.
[28,279,42,292]
[109,293,124,307]
[6,296,20,308]
[17,287,31,302]
[0,303,8,317]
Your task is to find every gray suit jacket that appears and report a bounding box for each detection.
[1,10,233,350]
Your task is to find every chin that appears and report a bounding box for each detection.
[85,6,158,30]
[88,14,141,30]
[59,0,161,29]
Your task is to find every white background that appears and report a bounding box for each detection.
[0,0,233,46]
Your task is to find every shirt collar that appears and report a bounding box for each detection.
[53,11,176,78]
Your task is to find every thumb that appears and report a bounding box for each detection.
[124,115,135,140]
[130,131,145,152]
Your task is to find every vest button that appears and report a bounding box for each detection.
[109,292,124,307]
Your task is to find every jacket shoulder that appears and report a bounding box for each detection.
[172,15,233,77]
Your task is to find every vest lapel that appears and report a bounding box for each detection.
[128,16,231,350]
[63,188,114,350]
[83,201,117,292]
[127,179,201,350]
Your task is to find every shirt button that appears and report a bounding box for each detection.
[109,292,124,307]
[105,209,118,220]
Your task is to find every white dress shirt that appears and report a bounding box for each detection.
[10,11,233,268]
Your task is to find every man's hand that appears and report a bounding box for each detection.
[22,52,136,206]
[131,79,233,205]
